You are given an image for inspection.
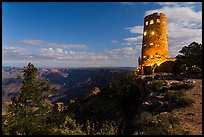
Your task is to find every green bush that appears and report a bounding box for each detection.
[144,66,152,75]
[165,90,185,101]
[53,116,118,135]
[51,115,85,135]
[137,112,188,135]
[156,112,179,125]
[2,115,9,135]
[169,82,194,90]
[175,96,195,107]
[192,66,202,73]
[151,80,166,91]
[164,90,195,108]
[83,120,118,135]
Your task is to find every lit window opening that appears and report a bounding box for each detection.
[150,20,154,25]
[150,43,153,45]
[151,31,155,35]
[143,44,146,47]
[145,21,148,25]
[144,31,147,36]
[143,56,146,58]
[157,19,160,23]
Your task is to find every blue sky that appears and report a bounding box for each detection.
[2,2,202,68]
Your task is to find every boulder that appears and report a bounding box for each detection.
[155,95,165,101]
[150,99,164,107]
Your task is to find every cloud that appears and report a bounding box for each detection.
[122,26,143,46]
[125,26,143,34]
[120,2,134,5]
[111,40,118,44]
[3,47,106,62]
[123,36,143,46]
[56,48,63,54]
[104,47,136,60]
[3,46,137,67]
[38,48,109,61]
[156,2,198,7]
[3,47,33,59]
[124,3,202,58]
[17,40,88,49]
[145,6,202,23]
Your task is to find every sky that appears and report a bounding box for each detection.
[2,2,202,68]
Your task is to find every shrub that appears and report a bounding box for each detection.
[192,66,202,73]
[51,115,85,135]
[169,82,194,90]
[155,112,179,125]
[150,80,166,91]
[137,112,188,135]
[2,115,9,135]
[164,90,195,108]
[94,122,118,135]
[175,96,195,107]
[144,66,152,75]
[137,111,154,125]
[142,125,170,135]
[165,90,185,101]
[83,120,118,135]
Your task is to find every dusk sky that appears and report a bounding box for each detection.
[2,2,202,68]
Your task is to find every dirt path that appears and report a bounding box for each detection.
[172,79,202,135]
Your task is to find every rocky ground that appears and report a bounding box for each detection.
[66,72,202,135]
[141,76,202,135]
[171,79,202,135]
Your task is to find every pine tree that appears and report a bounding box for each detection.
[173,42,202,74]
[3,63,55,135]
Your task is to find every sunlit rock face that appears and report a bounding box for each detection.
[138,12,175,74]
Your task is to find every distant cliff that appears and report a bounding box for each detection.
[2,67,133,113]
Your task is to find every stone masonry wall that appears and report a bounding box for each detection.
[141,12,169,67]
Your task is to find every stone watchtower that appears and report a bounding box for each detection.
[138,12,175,74]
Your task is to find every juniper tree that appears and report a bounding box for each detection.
[173,42,202,74]
[2,63,55,135]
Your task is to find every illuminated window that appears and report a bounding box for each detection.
[144,31,147,36]
[145,21,148,25]
[151,31,155,35]
[143,44,146,47]
[157,19,160,23]
[150,20,154,25]
[150,55,153,58]
[157,45,160,47]
[150,43,153,45]
[143,56,146,58]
